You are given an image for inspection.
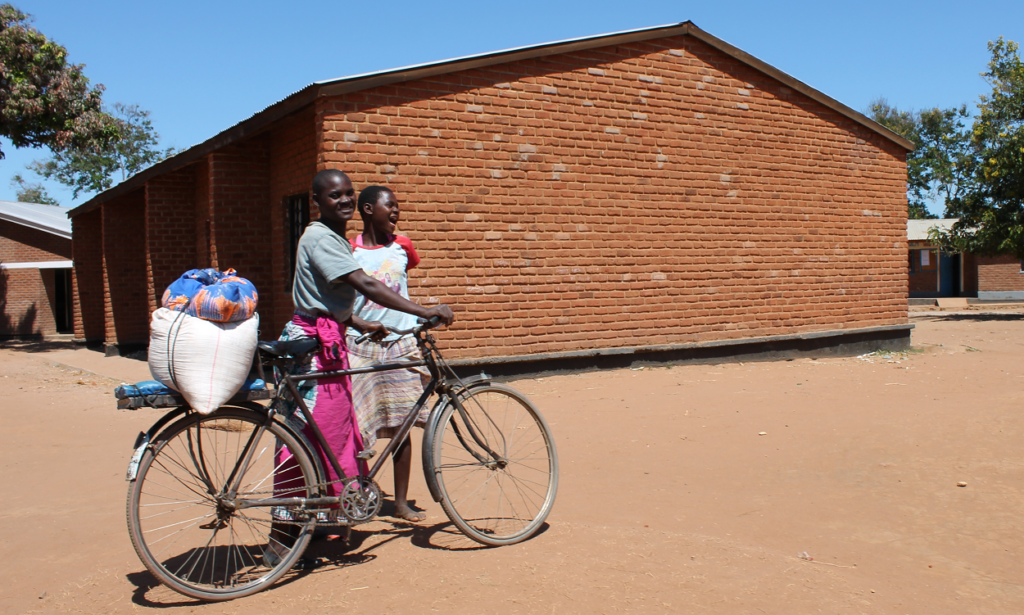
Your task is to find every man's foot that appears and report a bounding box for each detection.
[393,503,426,522]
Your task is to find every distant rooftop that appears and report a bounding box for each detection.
[907,218,957,242]
[0,200,72,239]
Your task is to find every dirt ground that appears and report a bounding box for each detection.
[3,308,1024,614]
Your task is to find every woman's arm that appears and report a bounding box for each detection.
[345,313,390,341]
[339,269,455,326]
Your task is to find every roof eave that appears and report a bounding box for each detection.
[681,26,915,152]
[68,84,320,218]
[316,22,695,97]
[0,212,72,239]
[70,21,913,218]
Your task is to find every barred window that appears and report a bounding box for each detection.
[287,194,310,288]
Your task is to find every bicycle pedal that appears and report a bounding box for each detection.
[356,448,376,460]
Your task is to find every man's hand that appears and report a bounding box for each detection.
[340,269,456,327]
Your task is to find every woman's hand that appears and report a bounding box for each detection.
[422,304,455,327]
[347,314,391,342]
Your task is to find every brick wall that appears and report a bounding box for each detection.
[0,219,72,337]
[146,166,198,312]
[268,108,317,334]
[315,35,908,359]
[908,249,938,294]
[908,269,937,294]
[72,210,104,342]
[1,269,54,335]
[977,254,1024,292]
[0,219,71,262]
[101,190,149,346]
[207,139,277,329]
[195,158,213,268]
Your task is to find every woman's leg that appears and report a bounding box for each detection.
[392,438,425,521]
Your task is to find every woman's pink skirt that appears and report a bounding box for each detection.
[274,313,368,503]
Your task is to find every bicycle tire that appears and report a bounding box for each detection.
[126,407,318,601]
[428,384,558,546]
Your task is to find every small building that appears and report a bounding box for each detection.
[69,22,915,366]
[0,200,74,338]
[908,218,1024,300]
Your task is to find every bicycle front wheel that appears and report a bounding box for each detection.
[429,384,558,546]
[127,407,318,601]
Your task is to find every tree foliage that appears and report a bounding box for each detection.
[29,102,176,198]
[938,37,1024,258]
[10,173,57,204]
[0,4,115,158]
[868,99,974,219]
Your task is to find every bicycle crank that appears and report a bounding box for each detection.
[340,478,382,524]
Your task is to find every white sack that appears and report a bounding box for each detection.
[148,307,259,414]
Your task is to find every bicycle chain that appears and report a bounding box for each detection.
[232,476,375,527]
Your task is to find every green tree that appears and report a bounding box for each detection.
[28,103,176,198]
[0,4,115,158]
[869,98,933,218]
[939,37,1024,258]
[10,173,57,204]
[868,98,974,219]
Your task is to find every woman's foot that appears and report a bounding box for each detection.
[393,502,426,522]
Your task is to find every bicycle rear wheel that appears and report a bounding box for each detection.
[127,407,318,601]
[428,384,558,546]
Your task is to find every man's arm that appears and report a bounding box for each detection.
[338,269,455,326]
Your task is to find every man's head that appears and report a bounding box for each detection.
[312,169,350,197]
[311,169,355,226]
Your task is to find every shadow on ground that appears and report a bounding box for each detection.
[124,515,551,606]
[0,339,75,353]
[913,312,1024,322]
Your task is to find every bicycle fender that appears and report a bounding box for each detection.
[420,373,492,502]
[125,401,277,482]
[126,406,190,481]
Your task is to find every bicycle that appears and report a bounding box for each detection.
[123,316,558,601]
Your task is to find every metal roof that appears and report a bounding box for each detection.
[907,218,957,241]
[69,21,915,218]
[0,200,72,238]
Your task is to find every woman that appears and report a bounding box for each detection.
[268,170,452,562]
[348,185,430,522]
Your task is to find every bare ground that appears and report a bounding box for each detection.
[3,309,1023,614]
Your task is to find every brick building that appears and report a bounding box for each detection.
[0,200,74,339]
[908,219,1024,300]
[69,22,915,366]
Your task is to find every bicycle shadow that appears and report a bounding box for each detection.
[124,531,379,608]
[125,518,551,605]
[406,519,551,551]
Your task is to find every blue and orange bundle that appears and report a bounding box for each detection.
[161,268,258,323]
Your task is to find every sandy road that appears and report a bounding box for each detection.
[2,309,1023,614]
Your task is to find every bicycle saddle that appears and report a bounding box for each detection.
[257,338,319,358]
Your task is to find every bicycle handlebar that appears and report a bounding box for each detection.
[353,315,442,345]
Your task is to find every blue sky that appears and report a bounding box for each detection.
[3,0,1023,215]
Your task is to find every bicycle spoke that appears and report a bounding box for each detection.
[432,385,557,545]
[129,409,318,599]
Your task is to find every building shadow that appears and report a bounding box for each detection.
[0,338,75,352]
[0,265,43,339]
[914,312,1024,323]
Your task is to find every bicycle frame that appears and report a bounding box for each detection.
[247,328,503,512]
